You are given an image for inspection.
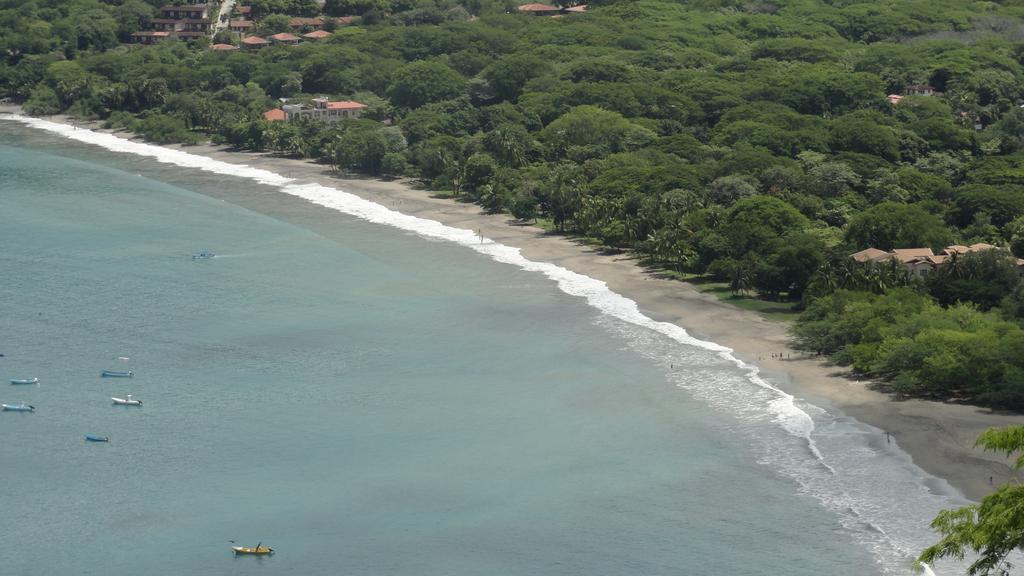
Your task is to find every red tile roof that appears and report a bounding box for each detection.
[229,19,253,27]
[289,17,324,26]
[326,101,367,110]
[237,5,251,13]
[264,109,286,121]
[268,32,301,42]
[891,248,935,263]
[241,35,269,45]
[851,248,890,263]
[211,43,238,50]
[302,30,332,39]
[336,16,355,25]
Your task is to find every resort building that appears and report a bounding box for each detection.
[229,20,254,33]
[289,17,325,29]
[241,35,270,48]
[266,98,368,123]
[851,244,1024,279]
[158,4,209,20]
[130,31,171,44]
[263,108,286,122]
[210,43,238,51]
[302,30,332,41]
[268,32,302,45]
[130,3,213,43]
[907,84,940,97]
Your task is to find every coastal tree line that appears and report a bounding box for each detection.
[5,0,1024,409]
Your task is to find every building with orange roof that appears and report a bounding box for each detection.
[302,30,332,40]
[264,108,286,121]
[211,43,238,51]
[130,31,171,45]
[268,32,301,44]
[289,17,324,29]
[229,20,254,33]
[241,35,270,48]
[852,243,1020,279]
[280,98,368,122]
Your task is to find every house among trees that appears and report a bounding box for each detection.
[130,31,171,44]
[129,4,212,43]
[266,98,368,123]
[210,43,238,51]
[241,35,270,48]
[907,83,940,97]
[229,20,254,33]
[303,30,332,40]
[268,32,302,45]
[289,17,325,29]
[851,244,1024,279]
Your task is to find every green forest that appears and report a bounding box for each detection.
[5,0,1024,407]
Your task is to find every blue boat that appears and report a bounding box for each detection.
[2,403,34,412]
[101,370,133,378]
[85,435,109,442]
[192,250,215,260]
[10,378,38,385]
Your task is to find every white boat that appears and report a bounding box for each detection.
[10,378,38,385]
[112,395,142,406]
[2,403,34,412]
[192,250,215,260]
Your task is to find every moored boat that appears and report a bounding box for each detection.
[10,378,38,385]
[2,403,34,412]
[101,370,133,378]
[192,250,215,260]
[231,543,273,556]
[85,435,109,442]
[112,395,142,406]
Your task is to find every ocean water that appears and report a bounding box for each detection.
[0,116,969,575]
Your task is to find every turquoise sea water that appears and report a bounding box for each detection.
[0,119,967,575]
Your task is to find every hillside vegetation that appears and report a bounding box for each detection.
[5,0,1024,406]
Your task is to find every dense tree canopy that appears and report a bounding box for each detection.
[6,0,1024,409]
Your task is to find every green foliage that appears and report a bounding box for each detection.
[387,61,464,109]
[6,0,1024,337]
[845,202,953,251]
[919,426,1024,575]
[794,289,1024,406]
[22,84,60,115]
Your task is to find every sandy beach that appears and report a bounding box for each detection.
[8,106,1023,502]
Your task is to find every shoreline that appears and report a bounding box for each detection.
[7,106,1023,502]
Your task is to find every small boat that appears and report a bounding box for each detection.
[2,403,34,412]
[10,378,38,385]
[112,395,142,406]
[231,542,273,556]
[101,370,133,378]
[192,250,215,260]
[85,435,109,442]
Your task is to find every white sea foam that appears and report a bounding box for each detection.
[2,114,977,575]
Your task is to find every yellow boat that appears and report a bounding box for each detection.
[231,543,274,556]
